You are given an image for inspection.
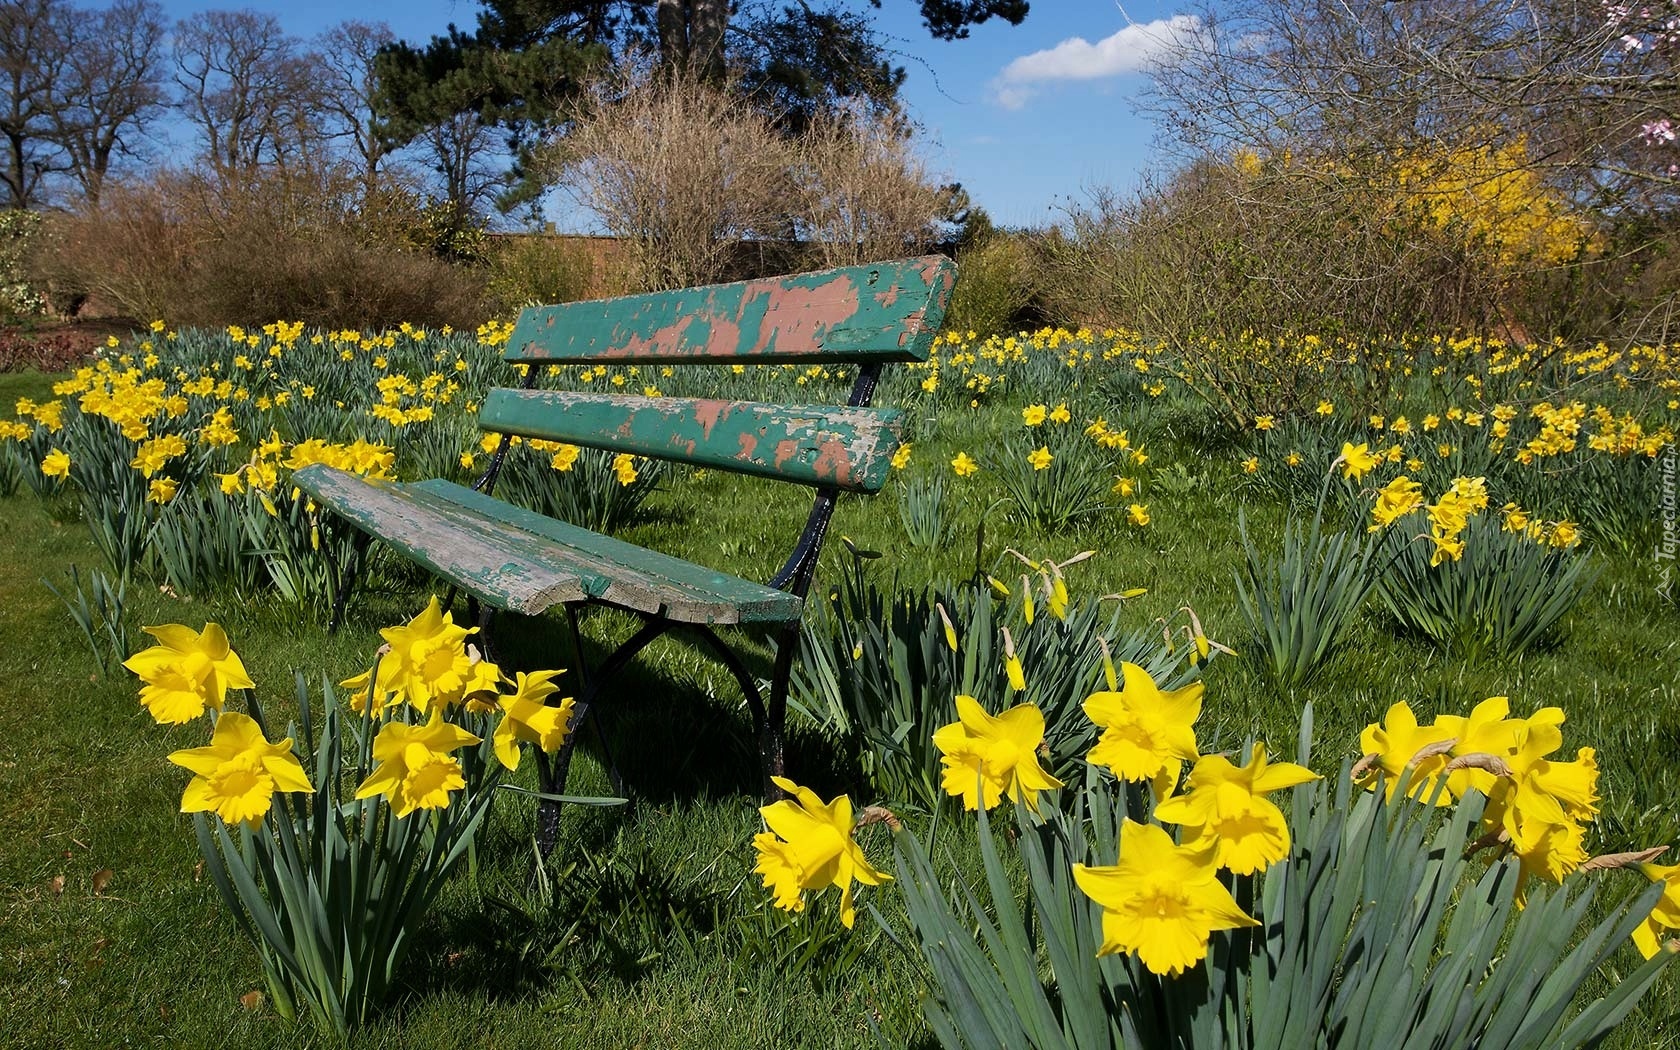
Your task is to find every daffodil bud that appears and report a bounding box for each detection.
[1001,628,1025,692]
[936,602,958,653]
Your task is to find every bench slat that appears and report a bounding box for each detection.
[480,390,903,492]
[294,464,594,615]
[505,256,955,365]
[407,479,802,623]
[294,465,804,623]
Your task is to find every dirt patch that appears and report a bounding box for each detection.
[0,318,138,373]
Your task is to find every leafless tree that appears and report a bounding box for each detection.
[548,68,794,289]
[312,19,395,199]
[0,0,72,207]
[1144,0,1679,209]
[51,0,167,204]
[173,9,325,174]
[793,107,948,268]
[424,108,503,217]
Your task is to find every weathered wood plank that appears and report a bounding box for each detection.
[505,256,956,365]
[295,465,804,623]
[294,464,595,615]
[479,391,904,493]
[409,480,802,624]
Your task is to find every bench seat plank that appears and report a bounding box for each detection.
[294,465,803,624]
[480,391,903,492]
[506,256,956,365]
[294,464,593,615]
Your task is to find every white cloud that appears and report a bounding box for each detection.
[993,15,1201,109]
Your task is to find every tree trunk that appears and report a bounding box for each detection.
[690,0,727,83]
[656,0,687,72]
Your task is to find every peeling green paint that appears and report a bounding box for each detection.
[506,256,955,365]
[480,391,903,492]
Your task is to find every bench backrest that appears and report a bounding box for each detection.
[502,256,954,365]
[479,257,956,494]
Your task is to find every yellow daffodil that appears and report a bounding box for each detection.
[1254,414,1274,430]
[951,451,978,477]
[168,711,312,828]
[1084,662,1201,785]
[1241,456,1259,474]
[41,448,70,479]
[890,444,911,469]
[1022,403,1048,426]
[147,477,178,504]
[1355,701,1454,804]
[932,695,1063,812]
[1153,744,1318,875]
[492,670,575,770]
[1028,446,1053,470]
[354,709,480,818]
[1127,503,1150,527]
[1073,820,1258,977]
[348,597,475,714]
[1369,475,1424,530]
[752,776,891,928]
[550,444,581,471]
[1548,521,1581,548]
[1427,530,1466,566]
[123,622,255,724]
[1632,862,1680,959]
[1340,441,1379,480]
[612,453,639,485]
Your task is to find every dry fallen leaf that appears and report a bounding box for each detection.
[48,875,64,895]
[239,990,265,1012]
[91,868,113,895]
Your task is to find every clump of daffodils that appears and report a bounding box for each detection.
[128,599,579,829]
[1354,697,1600,895]
[1364,474,1581,564]
[903,640,1676,978]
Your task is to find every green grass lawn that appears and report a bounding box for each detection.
[1,364,1677,1047]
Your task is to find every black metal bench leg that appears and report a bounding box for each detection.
[762,622,801,801]
[534,713,581,857]
[532,616,668,856]
[327,531,372,633]
[689,624,784,801]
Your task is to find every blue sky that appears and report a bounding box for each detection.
[134,1,1192,229]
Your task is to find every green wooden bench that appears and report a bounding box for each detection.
[294,256,955,844]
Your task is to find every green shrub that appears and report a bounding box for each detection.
[485,235,596,313]
[897,473,953,550]
[943,234,1037,338]
[493,444,667,534]
[987,413,1120,532]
